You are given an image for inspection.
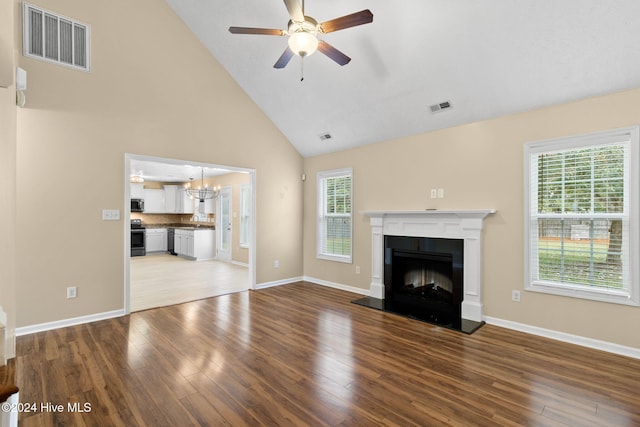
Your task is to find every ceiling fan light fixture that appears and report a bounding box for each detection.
[287,17,319,57]
[288,30,318,57]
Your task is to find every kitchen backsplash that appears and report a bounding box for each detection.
[130,213,214,224]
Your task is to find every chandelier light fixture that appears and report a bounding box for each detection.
[185,168,220,202]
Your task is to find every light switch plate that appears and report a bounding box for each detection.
[102,209,120,220]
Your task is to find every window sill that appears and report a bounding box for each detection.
[317,253,352,264]
[526,281,639,306]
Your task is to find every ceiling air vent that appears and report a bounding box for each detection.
[319,132,332,141]
[429,101,452,113]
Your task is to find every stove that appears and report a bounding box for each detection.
[131,219,146,256]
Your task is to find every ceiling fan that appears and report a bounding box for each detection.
[228,0,373,69]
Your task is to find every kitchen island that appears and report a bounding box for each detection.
[145,223,215,260]
[173,227,215,260]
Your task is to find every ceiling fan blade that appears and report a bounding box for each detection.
[283,0,304,22]
[317,40,351,66]
[274,47,295,69]
[229,27,285,36]
[320,9,373,34]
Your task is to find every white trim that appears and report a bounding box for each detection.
[231,260,249,268]
[484,316,640,360]
[255,276,304,290]
[303,276,369,296]
[15,309,125,336]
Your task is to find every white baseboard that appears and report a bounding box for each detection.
[484,316,640,360]
[302,276,369,296]
[15,309,125,337]
[231,260,249,268]
[255,276,303,290]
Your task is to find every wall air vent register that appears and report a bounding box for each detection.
[22,2,91,71]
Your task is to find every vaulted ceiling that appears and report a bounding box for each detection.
[166,0,640,157]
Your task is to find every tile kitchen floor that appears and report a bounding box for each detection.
[130,253,249,312]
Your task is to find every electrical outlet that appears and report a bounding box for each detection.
[274,260,279,268]
[512,290,521,302]
[355,265,361,274]
[437,188,445,198]
[430,189,437,199]
[67,286,77,299]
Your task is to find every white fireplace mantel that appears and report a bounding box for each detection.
[362,209,496,322]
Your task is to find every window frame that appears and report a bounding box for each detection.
[524,126,640,306]
[316,168,353,264]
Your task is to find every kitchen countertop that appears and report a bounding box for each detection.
[144,223,215,230]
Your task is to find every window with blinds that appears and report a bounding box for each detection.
[23,3,90,71]
[317,168,352,263]
[524,127,639,305]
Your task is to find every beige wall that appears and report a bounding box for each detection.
[13,0,303,327]
[0,0,17,358]
[303,88,640,350]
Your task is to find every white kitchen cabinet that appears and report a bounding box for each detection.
[143,189,164,213]
[174,230,193,258]
[165,185,194,214]
[146,228,167,253]
[174,228,215,260]
[194,197,214,214]
[130,183,144,199]
[163,185,179,213]
[182,194,194,213]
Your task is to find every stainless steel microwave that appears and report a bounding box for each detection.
[131,199,144,212]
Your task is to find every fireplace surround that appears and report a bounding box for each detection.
[357,210,495,333]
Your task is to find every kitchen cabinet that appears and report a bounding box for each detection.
[194,197,214,214]
[143,189,164,213]
[164,185,194,214]
[146,228,167,253]
[164,185,178,213]
[130,183,144,199]
[174,229,215,260]
[174,229,194,258]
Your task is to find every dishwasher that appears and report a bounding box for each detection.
[167,228,177,255]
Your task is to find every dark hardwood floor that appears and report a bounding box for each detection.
[13,282,640,426]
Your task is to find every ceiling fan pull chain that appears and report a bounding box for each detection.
[300,57,304,81]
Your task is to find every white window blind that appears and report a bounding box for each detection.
[23,3,90,71]
[524,127,639,305]
[317,168,352,263]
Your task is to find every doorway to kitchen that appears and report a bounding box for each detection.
[124,153,256,314]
